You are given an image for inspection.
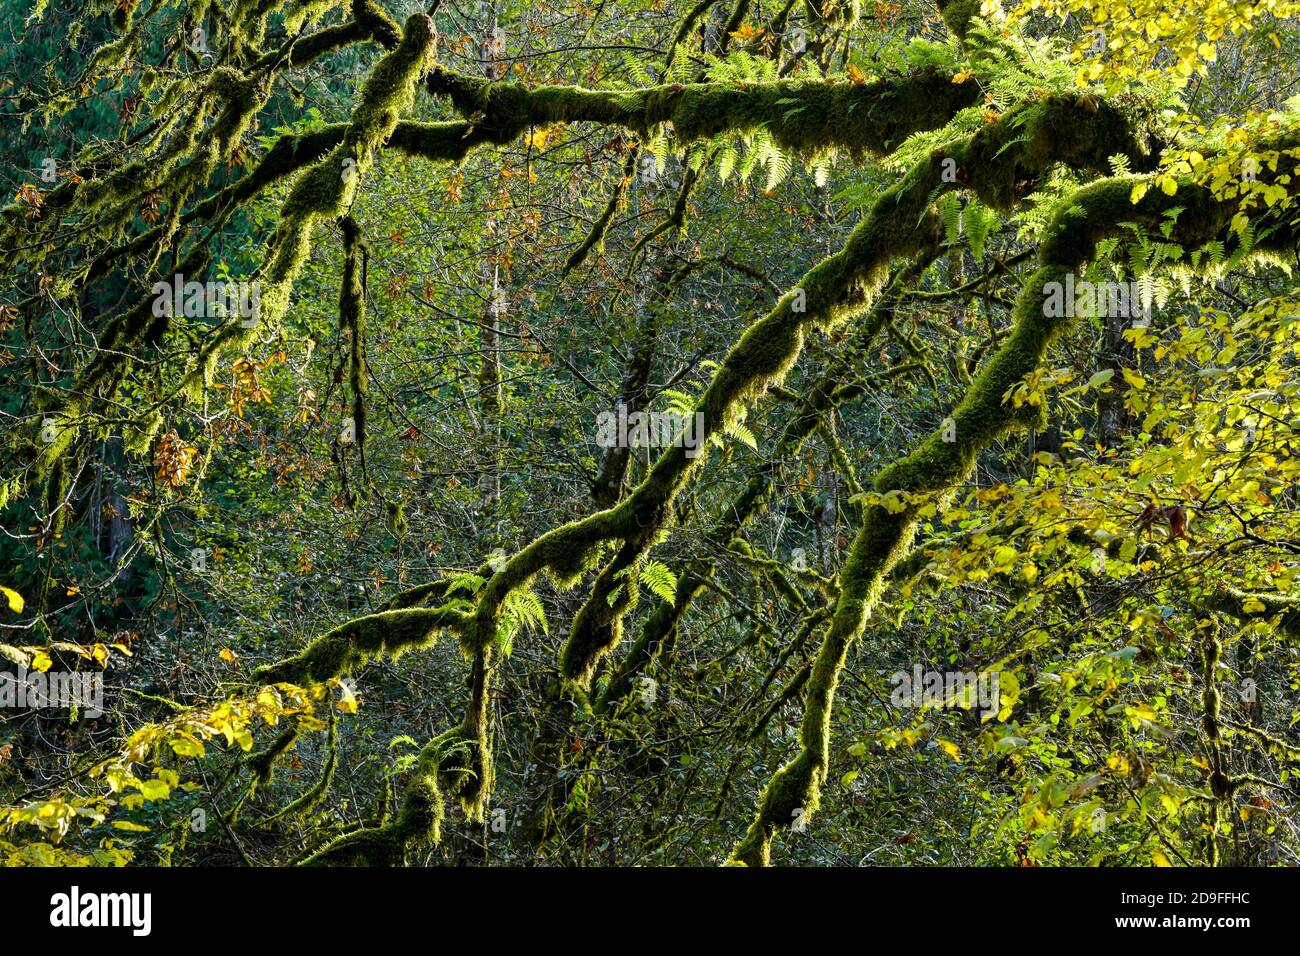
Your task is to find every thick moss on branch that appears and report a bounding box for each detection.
[253,606,469,684]
[560,541,646,686]
[351,0,401,49]
[591,258,935,713]
[672,74,979,155]
[247,0,402,70]
[948,93,1163,212]
[523,92,1144,691]
[1197,588,1300,641]
[546,181,942,684]
[307,648,498,865]
[249,13,435,338]
[937,0,981,41]
[727,99,1290,869]
[303,730,448,865]
[4,130,361,506]
[564,149,638,275]
[595,571,705,714]
[7,43,976,511]
[426,68,978,157]
[436,649,496,821]
[385,119,501,159]
[156,14,433,408]
[246,727,299,787]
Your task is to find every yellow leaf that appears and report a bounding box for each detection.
[1130,181,1149,204]
[0,585,23,614]
[29,649,52,673]
[1152,848,1173,867]
[1131,702,1158,722]
[219,648,239,664]
[936,738,961,760]
[139,779,170,801]
[169,735,205,758]
[1121,368,1146,389]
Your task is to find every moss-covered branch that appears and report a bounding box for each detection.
[1195,588,1300,641]
[302,646,496,865]
[425,67,981,157]
[253,606,469,685]
[726,108,1300,869]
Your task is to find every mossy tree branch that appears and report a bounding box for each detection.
[727,131,1300,866]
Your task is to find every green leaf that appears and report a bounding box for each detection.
[640,561,678,604]
[1087,369,1115,389]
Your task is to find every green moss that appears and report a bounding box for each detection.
[71,62,271,229]
[284,0,343,34]
[731,749,819,866]
[245,727,298,788]
[937,0,980,41]
[1197,588,1300,641]
[43,455,69,532]
[254,13,435,334]
[123,409,164,458]
[596,581,699,713]
[303,730,447,865]
[665,74,980,157]
[564,149,636,274]
[559,544,643,685]
[423,69,978,160]
[292,624,482,847]
[254,606,468,684]
[726,93,1195,866]
[351,0,401,48]
[432,649,497,822]
[495,131,943,693]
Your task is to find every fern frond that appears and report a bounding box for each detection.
[640,561,678,604]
